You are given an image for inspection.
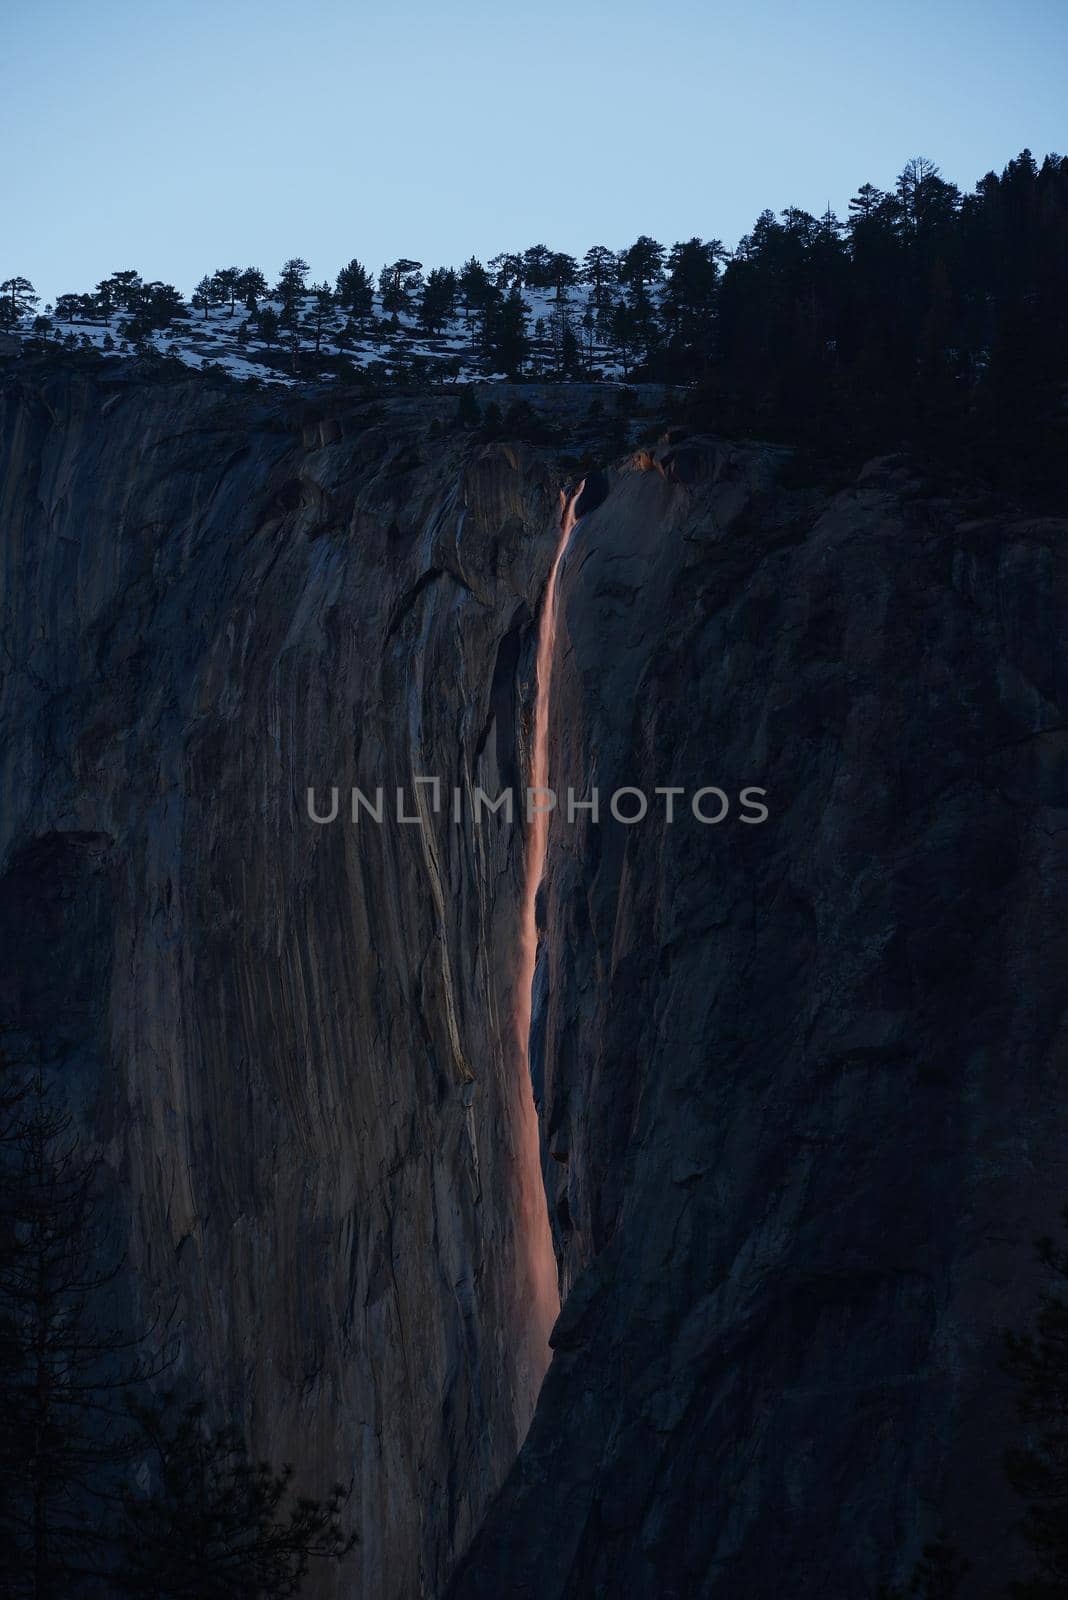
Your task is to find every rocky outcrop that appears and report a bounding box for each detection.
[3,363,1066,1599]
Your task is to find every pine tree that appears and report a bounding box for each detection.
[481,287,528,379]
[237,268,268,312]
[618,235,665,295]
[609,300,639,380]
[378,259,422,316]
[581,306,597,372]
[94,278,117,324]
[211,268,241,314]
[275,258,309,304]
[191,276,215,319]
[306,283,335,354]
[548,251,579,301]
[547,302,579,377]
[661,237,724,379]
[630,280,662,372]
[257,305,279,348]
[0,1070,170,1598]
[519,244,553,289]
[115,1396,355,1598]
[419,267,457,335]
[335,259,374,322]
[0,277,38,328]
[140,284,185,331]
[108,271,144,312]
[488,252,524,292]
[458,258,492,324]
[580,245,618,305]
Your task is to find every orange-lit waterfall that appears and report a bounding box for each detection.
[513,481,584,1402]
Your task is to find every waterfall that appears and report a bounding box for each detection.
[512,481,584,1404]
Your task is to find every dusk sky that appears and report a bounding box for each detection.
[7,0,1067,308]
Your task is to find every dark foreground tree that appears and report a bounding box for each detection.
[0,1044,355,1598]
[1003,1209,1068,1596]
[0,1068,169,1597]
[116,1397,355,1599]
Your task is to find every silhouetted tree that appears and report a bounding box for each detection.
[0,277,38,327]
[275,258,309,305]
[488,251,524,292]
[520,244,553,289]
[335,259,374,322]
[257,306,279,348]
[305,282,335,354]
[191,276,216,319]
[237,267,268,311]
[548,251,579,301]
[419,267,457,335]
[618,235,665,294]
[211,268,241,314]
[115,1395,355,1598]
[458,258,493,323]
[0,1069,169,1598]
[580,245,618,305]
[1003,1208,1068,1596]
[108,271,144,312]
[481,286,529,378]
[379,259,422,316]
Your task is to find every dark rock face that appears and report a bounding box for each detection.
[3,369,1066,1598]
[451,442,1068,1597]
[0,369,569,1598]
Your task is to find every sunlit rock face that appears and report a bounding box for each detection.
[0,366,576,1599]
[4,365,1068,1600]
[450,440,1068,1598]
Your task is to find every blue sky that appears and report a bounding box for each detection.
[6,0,1067,308]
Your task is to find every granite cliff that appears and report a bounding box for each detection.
[1,360,1066,1597]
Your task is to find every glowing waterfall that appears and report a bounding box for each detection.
[513,481,584,1400]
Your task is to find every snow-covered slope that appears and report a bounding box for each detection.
[20,285,627,388]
